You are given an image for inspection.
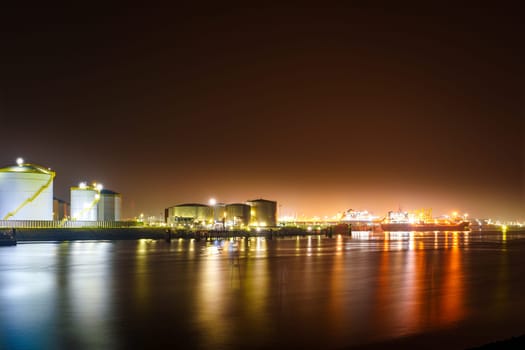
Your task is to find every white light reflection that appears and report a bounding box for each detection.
[0,244,59,349]
[68,241,113,343]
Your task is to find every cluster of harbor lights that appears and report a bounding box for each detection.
[1,158,522,232]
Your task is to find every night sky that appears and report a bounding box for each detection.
[1,4,523,220]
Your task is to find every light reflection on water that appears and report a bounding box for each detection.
[1,232,525,349]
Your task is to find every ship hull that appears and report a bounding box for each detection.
[381,221,470,232]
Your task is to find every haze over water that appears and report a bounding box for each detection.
[1,233,525,349]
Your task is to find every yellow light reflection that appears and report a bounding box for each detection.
[408,232,415,251]
[135,240,151,308]
[241,242,270,342]
[440,243,464,325]
[197,250,233,348]
[452,232,459,249]
[328,232,345,336]
[336,234,343,255]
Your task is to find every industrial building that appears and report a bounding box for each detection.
[0,158,55,220]
[53,197,70,220]
[247,199,277,227]
[165,198,278,229]
[0,157,123,228]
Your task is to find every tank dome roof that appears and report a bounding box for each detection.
[101,189,120,195]
[0,163,54,175]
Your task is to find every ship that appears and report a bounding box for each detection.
[381,210,470,232]
[340,209,381,231]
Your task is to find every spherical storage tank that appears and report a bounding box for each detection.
[0,158,55,220]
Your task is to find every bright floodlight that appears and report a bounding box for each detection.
[79,182,87,189]
[96,183,103,191]
[16,157,24,166]
[209,198,217,206]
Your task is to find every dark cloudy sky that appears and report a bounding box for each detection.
[1,4,523,220]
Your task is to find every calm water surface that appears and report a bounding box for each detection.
[1,232,525,349]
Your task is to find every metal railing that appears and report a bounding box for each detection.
[0,220,139,229]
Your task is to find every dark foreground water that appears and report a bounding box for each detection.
[1,232,525,350]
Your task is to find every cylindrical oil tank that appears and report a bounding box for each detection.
[247,199,277,227]
[71,186,99,221]
[225,203,251,227]
[212,203,227,222]
[0,162,55,220]
[169,204,212,223]
[98,189,122,221]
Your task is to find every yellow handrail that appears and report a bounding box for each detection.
[72,194,100,221]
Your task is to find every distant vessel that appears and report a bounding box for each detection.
[381,221,470,232]
[381,210,470,232]
[341,209,380,231]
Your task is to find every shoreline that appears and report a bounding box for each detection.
[9,227,524,242]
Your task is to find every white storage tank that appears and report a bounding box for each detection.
[0,158,55,220]
[98,189,121,221]
[70,182,102,221]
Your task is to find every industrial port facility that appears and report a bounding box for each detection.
[0,158,279,232]
[0,158,519,234]
[0,158,122,228]
[165,199,278,229]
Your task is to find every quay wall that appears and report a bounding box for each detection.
[10,227,521,242]
[15,228,167,241]
[13,227,331,241]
